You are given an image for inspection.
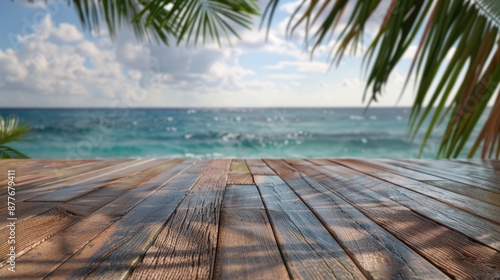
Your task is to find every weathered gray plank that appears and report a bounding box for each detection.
[129,159,231,280]
[246,159,275,175]
[254,175,366,279]
[5,160,196,279]
[292,162,500,279]
[270,159,449,279]
[214,184,289,280]
[354,159,500,207]
[334,159,500,224]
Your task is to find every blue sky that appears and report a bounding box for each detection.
[0,0,422,108]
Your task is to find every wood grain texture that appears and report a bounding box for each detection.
[230,159,251,172]
[6,160,195,279]
[227,159,254,184]
[386,159,500,194]
[246,159,275,175]
[334,159,500,224]
[355,159,500,207]
[129,159,231,280]
[28,159,161,202]
[0,159,103,186]
[254,175,366,279]
[0,159,132,204]
[292,162,500,279]
[306,161,500,251]
[0,158,498,279]
[409,159,500,180]
[269,160,448,279]
[226,172,254,185]
[214,184,289,280]
[0,160,174,231]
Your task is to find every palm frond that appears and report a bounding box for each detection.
[138,0,259,46]
[0,116,31,159]
[0,116,31,146]
[25,0,259,45]
[265,0,500,159]
[0,146,29,159]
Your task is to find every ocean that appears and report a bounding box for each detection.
[0,108,487,159]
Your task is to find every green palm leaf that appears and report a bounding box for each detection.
[0,146,29,159]
[0,116,31,159]
[264,0,500,159]
[26,0,259,45]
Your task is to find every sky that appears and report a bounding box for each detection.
[0,0,429,108]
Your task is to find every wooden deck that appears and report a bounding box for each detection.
[1,159,500,279]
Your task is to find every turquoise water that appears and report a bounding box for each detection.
[0,108,487,159]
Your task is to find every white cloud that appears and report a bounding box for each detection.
[51,23,84,42]
[267,74,306,79]
[265,60,330,73]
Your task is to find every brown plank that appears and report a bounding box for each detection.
[0,160,187,267]
[1,159,197,279]
[226,172,254,185]
[214,184,289,280]
[385,159,500,194]
[229,159,250,172]
[0,206,79,259]
[246,159,275,175]
[405,159,500,186]
[227,159,254,185]
[0,159,144,204]
[28,159,161,202]
[0,159,162,226]
[7,159,129,190]
[307,160,500,251]
[455,159,500,171]
[184,159,212,174]
[127,159,231,280]
[354,159,500,207]
[270,160,448,279]
[291,162,500,278]
[0,159,104,186]
[254,175,366,279]
[334,159,500,224]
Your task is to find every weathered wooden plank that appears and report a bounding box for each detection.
[28,159,162,202]
[254,175,366,279]
[385,159,500,194]
[214,184,289,280]
[226,159,254,185]
[354,159,500,207]
[307,160,500,250]
[226,172,254,185]
[292,162,500,279]
[4,159,129,190]
[184,159,212,174]
[0,160,186,268]
[404,159,500,186]
[0,159,103,186]
[455,159,500,171]
[127,159,231,280]
[1,159,196,279]
[267,160,448,279]
[0,159,143,204]
[334,159,500,224]
[246,159,275,175]
[230,159,250,172]
[0,207,79,261]
[283,159,314,166]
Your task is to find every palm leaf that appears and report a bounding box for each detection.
[0,116,31,146]
[0,146,29,159]
[25,0,259,45]
[0,116,31,159]
[264,0,500,159]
